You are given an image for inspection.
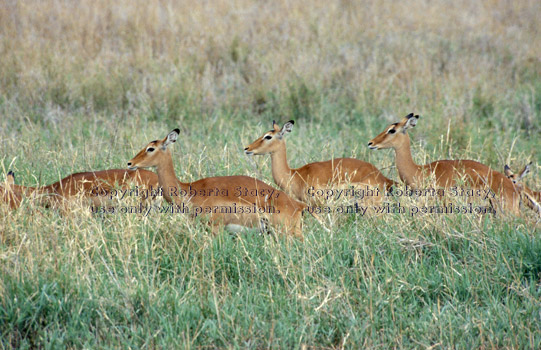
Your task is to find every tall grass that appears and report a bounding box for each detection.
[1,0,540,348]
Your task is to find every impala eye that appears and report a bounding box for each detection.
[264,135,272,140]
[147,147,155,152]
[388,129,396,134]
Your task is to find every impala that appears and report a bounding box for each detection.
[244,120,396,205]
[367,113,521,214]
[127,129,313,239]
[1,169,158,209]
[504,162,540,214]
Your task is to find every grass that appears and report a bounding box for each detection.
[1,0,540,348]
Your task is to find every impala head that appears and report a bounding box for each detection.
[244,120,294,155]
[368,113,419,150]
[504,162,541,214]
[504,162,532,184]
[127,129,180,169]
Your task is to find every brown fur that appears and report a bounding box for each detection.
[1,169,158,209]
[244,120,396,204]
[0,184,23,210]
[128,129,308,239]
[368,113,521,215]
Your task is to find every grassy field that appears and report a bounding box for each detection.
[1,0,540,348]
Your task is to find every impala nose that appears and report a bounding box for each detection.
[367,142,378,150]
[244,147,248,151]
[127,162,132,167]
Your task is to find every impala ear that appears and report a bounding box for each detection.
[162,128,180,149]
[6,171,15,185]
[272,120,280,132]
[402,114,418,133]
[278,120,294,139]
[517,162,532,181]
[504,165,513,178]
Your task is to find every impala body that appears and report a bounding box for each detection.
[368,113,521,214]
[504,163,540,215]
[244,120,396,205]
[127,129,309,239]
[1,169,158,209]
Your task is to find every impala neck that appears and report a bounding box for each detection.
[6,184,53,206]
[156,150,189,204]
[270,141,293,190]
[16,184,43,196]
[394,135,421,187]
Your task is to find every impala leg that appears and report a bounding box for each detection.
[291,213,304,241]
[259,218,271,235]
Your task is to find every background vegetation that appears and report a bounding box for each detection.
[1,0,539,348]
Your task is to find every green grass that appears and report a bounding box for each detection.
[1,0,541,348]
[1,211,539,348]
